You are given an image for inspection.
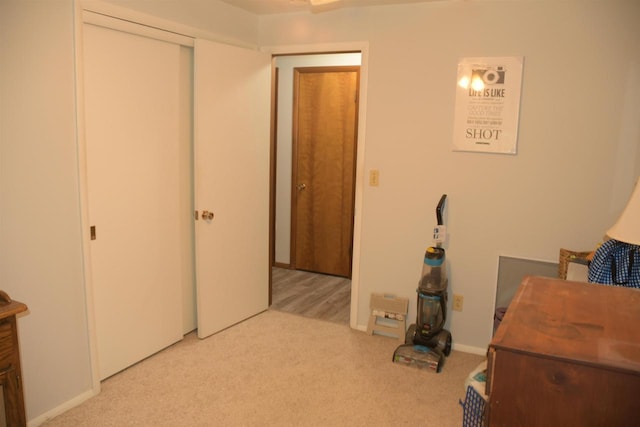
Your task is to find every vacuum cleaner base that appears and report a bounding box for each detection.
[405,324,452,356]
[392,344,444,373]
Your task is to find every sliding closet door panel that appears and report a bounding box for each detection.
[194,39,270,338]
[83,24,183,379]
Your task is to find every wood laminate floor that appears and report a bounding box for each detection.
[270,267,351,325]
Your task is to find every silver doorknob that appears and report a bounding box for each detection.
[202,210,214,220]
[297,183,307,191]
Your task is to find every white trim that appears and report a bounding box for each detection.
[81,0,257,50]
[72,0,101,399]
[351,46,368,332]
[355,325,487,356]
[83,10,194,46]
[452,343,487,356]
[263,41,369,332]
[263,41,368,56]
[28,388,97,427]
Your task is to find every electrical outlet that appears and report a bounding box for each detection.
[453,294,464,312]
[369,169,379,187]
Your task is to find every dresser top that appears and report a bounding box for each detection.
[0,298,27,320]
[491,275,640,374]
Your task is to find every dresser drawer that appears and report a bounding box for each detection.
[0,320,16,370]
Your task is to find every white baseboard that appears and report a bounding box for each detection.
[28,388,98,427]
[452,343,487,356]
[356,323,487,356]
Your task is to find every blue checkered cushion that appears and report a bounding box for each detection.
[588,239,640,288]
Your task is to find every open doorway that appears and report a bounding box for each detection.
[270,52,362,325]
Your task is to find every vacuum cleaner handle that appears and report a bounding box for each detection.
[436,194,447,226]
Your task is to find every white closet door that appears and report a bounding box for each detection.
[194,39,270,338]
[83,23,183,379]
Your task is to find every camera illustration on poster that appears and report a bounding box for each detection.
[452,56,524,154]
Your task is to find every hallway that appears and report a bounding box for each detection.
[270,267,351,325]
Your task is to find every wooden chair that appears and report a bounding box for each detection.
[558,248,592,280]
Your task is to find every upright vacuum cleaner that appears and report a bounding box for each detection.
[393,194,452,373]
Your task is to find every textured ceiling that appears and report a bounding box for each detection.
[220,0,440,15]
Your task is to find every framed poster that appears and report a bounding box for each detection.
[452,56,524,154]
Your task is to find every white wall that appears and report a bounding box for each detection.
[0,0,259,423]
[274,53,362,265]
[259,0,640,352]
[0,0,94,420]
[2,0,638,422]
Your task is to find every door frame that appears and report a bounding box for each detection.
[265,43,369,331]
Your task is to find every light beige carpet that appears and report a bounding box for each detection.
[43,310,484,426]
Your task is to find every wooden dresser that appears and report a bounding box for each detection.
[0,292,28,426]
[487,276,640,426]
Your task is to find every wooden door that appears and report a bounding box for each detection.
[292,66,359,278]
[193,39,271,338]
[83,24,184,379]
